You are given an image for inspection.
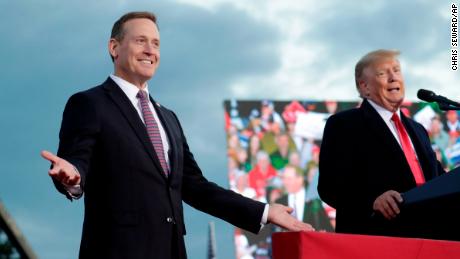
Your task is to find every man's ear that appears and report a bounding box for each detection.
[357,80,369,98]
[108,38,119,60]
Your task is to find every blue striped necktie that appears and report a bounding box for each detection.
[137,90,169,176]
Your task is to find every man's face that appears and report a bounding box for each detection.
[261,105,272,117]
[258,156,270,170]
[359,58,405,112]
[282,168,303,194]
[447,111,458,123]
[277,135,289,150]
[109,18,160,88]
[430,118,442,134]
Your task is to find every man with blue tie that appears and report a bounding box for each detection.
[41,11,313,259]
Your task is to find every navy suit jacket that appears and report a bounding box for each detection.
[54,78,265,259]
[318,99,444,237]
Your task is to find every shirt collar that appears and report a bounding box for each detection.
[290,187,306,199]
[110,74,150,103]
[367,99,401,122]
[297,186,305,198]
[448,120,459,127]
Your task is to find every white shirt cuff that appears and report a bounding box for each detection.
[260,204,269,230]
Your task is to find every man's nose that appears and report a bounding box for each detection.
[388,71,398,82]
[144,43,158,54]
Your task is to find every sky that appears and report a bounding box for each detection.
[0,0,459,258]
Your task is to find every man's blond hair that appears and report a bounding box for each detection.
[354,49,400,96]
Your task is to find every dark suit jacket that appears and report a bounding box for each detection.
[318,99,444,238]
[55,78,265,259]
[276,194,334,232]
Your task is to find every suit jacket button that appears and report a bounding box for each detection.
[166,217,173,223]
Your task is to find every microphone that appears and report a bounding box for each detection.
[417,89,460,110]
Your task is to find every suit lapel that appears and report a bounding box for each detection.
[360,99,416,185]
[102,78,166,179]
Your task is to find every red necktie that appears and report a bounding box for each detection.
[391,113,425,186]
[137,90,169,176]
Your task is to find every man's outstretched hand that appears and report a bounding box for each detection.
[268,203,315,231]
[41,150,81,185]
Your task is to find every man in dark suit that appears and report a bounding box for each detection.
[318,49,445,238]
[41,11,313,259]
[444,110,460,135]
[276,165,333,232]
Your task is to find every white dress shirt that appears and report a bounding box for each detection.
[367,100,402,145]
[447,120,460,132]
[367,100,419,158]
[288,188,306,222]
[110,74,170,168]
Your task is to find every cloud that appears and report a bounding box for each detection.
[307,1,446,62]
[171,0,459,101]
[1,1,459,258]
[0,1,281,258]
[154,2,282,97]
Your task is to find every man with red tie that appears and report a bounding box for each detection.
[40,11,313,259]
[318,49,445,237]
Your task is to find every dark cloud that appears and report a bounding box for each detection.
[306,1,446,65]
[154,2,281,97]
[6,1,454,258]
[0,1,280,258]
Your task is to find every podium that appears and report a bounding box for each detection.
[271,169,460,258]
[272,231,460,259]
[400,167,460,241]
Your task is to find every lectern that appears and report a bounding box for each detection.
[401,167,460,241]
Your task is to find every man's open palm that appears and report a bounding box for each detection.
[41,150,80,185]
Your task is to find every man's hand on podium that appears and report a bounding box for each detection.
[41,150,81,186]
[373,190,403,220]
[268,203,315,231]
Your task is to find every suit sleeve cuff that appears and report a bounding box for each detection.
[61,165,83,200]
[62,183,83,200]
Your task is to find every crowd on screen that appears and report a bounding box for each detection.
[225,99,460,259]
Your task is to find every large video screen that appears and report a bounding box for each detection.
[224,99,460,259]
